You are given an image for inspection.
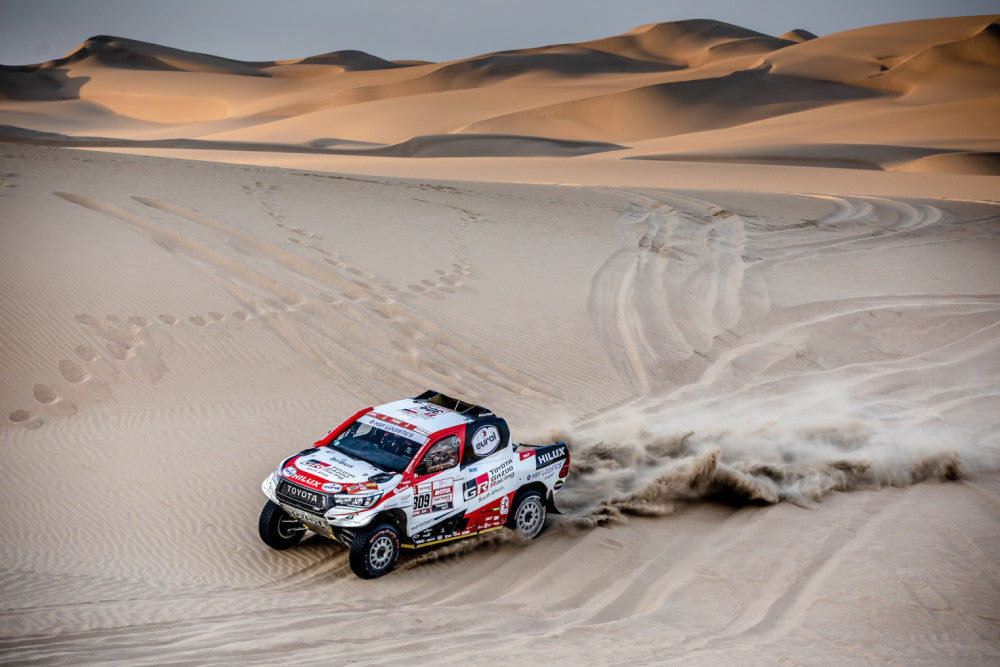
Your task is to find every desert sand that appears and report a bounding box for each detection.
[1,15,999,664]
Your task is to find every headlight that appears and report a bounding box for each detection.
[333,492,382,509]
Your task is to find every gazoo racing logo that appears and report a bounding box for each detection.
[534,444,568,470]
[471,425,501,457]
[464,459,515,501]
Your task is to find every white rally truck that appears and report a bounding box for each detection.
[259,391,570,578]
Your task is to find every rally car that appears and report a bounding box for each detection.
[258,390,570,578]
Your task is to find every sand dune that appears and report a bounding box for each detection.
[462,70,887,142]
[1,14,999,664]
[577,19,797,67]
[3,14,998,172]
[1,144,997,663]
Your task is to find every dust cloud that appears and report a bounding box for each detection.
[545,380,995,528]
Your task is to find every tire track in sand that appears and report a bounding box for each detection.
[588,191,762,392]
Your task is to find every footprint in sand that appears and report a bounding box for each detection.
[233,310,252,321]
[8,409,43,430]
[159,314,179,325]
[189,315,209,326]
[129,316,152,328]
[32,385,78,418]
[285,226,320,239]
[209,311,226,321]
[407,283,445,300]
[106,341,132,360]
[347,267,376,280]
[58,359,88,383]
[75,314,102,328]
[33,384,58,404]
[75,345,100,362]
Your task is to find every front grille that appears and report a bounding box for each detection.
[276,480,328,513]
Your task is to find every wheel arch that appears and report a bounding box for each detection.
[514,481,548,501]
[513,481,562,514]
[374,508,408,534]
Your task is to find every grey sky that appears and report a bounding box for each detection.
[1,0,997,66]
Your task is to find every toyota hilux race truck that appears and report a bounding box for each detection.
[259,390,570,578]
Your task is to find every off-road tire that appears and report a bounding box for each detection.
[258,500,305,550]
[349,523,401,579]
[508,490,547,539]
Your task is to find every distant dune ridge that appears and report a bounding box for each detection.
[1,15,998,171]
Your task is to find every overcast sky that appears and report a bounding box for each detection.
[2,0,997,66]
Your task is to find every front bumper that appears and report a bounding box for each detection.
[262,472,379,532]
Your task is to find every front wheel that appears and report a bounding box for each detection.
[508,490,547,539]
[258,500,305,550]
[349,523,401,579]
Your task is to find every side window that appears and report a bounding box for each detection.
[415,435,460,476]
[462,420,510,467]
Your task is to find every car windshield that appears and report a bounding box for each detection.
[329,421,422,473]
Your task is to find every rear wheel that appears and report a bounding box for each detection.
[258,500,305,550]
[509,490,546,539]
[349,523,401,579]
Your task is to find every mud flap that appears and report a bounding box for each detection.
[545,491,562,515]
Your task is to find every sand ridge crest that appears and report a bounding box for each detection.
[3,15,998,173]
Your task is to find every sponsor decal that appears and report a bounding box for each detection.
[324,466,355,481]
[287,472,323,489]
[472,425,501,457]
[401,404,449,419]
[280,482,323,508]
[463,460,516,501]
[463,472,489,501]
[535,444,568,470]
[359,414,427,442]
[298,458,355,481]
[518,450,535,461]
[341,481,379,494]
[554,479,565,490]
[365,411,431,434]
[414,478,455,515]
[321,482,342,493]
[369,411,419,431]
[283,466,297,477]
[286,507,327,528]
[488,459,515,485]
